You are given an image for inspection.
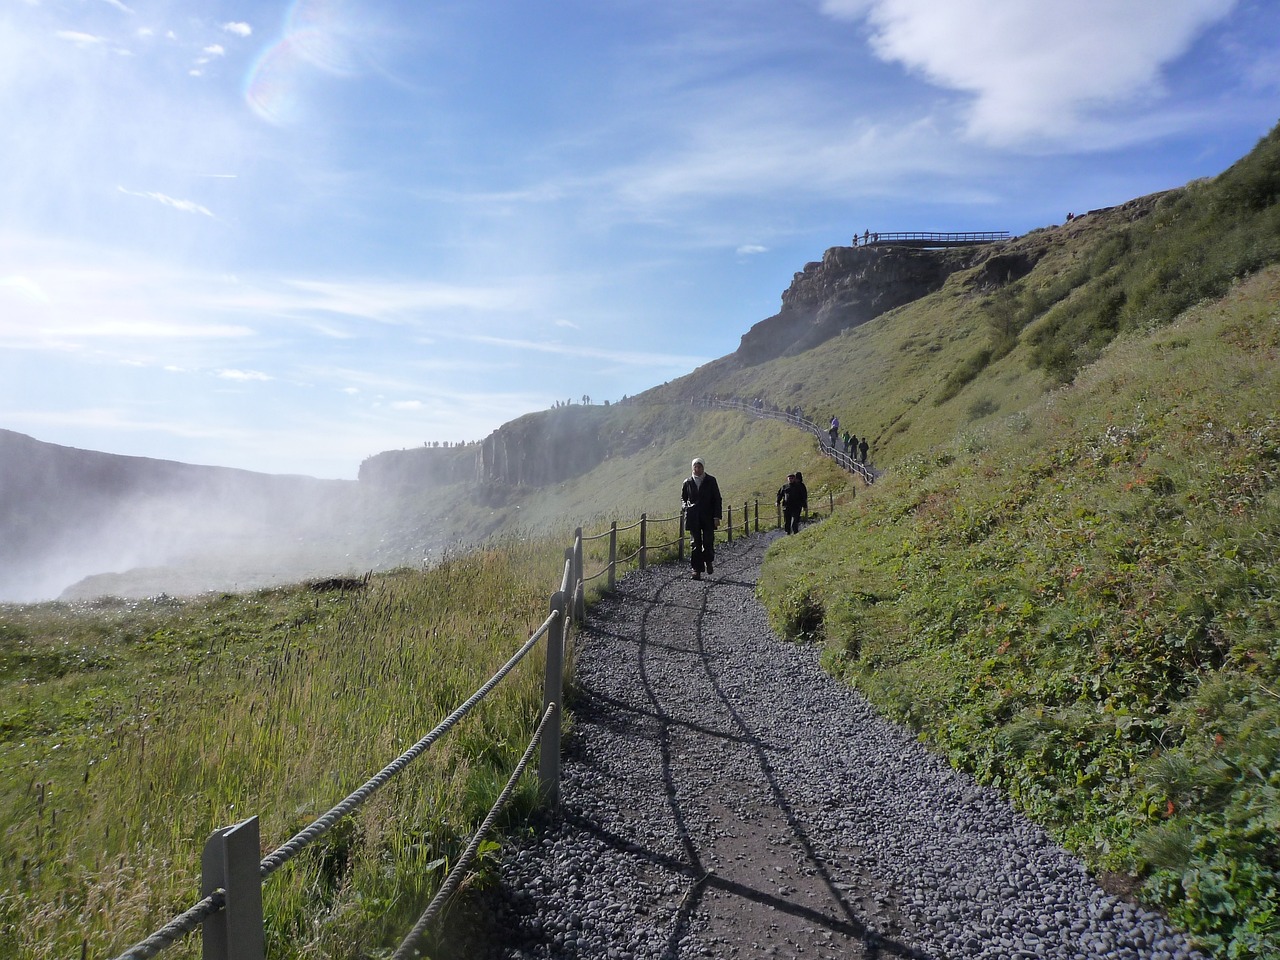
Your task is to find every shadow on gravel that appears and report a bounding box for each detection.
[631,560,932,960]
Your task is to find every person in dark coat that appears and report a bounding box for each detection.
[776,473,806,534]
[681,457,722,579]
[858,436,869,464]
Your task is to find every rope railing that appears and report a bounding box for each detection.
[109,489,781,960]
[704,397,876,484]
[393,701,559,959]
[111,596,571,960]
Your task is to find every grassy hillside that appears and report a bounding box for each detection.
[758,267,1280,957]
[743,130,1280,959]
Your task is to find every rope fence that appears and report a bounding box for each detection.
[108,437,806,958]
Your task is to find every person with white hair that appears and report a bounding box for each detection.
[681,457,722,580]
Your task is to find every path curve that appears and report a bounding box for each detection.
[439,532,1206,960]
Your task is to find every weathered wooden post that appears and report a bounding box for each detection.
[754,499,759,533]
[639,513,648,570]
[678,509,686,561]
[727,504,733,543]
[540,590,567,806]
[607,521,617,592]
[573,529,586,622]
[202,817,264,960]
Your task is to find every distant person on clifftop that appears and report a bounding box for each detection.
[682,457,722,580]
[859,436,869,464]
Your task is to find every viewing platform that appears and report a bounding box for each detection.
[855,230,1011,248]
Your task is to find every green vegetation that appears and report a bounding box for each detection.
[1023,127,1280,383]
[0,409,820,958]
[758,268,1280,958]
[0,545,563,959]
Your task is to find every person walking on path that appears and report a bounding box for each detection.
[859,436,869,464]
[828,416,839,449]
[776,472,806,534]
[681,457,722,579]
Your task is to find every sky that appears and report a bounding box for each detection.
[1,1,1277,480]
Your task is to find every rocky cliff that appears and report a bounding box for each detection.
[359,404,614,492]
[735,244,985,365]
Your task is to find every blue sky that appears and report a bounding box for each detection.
[1,0,1277,479]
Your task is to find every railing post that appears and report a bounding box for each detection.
[639,513,648,570]
[727,505,733,543]
[202,817,264,960]
[743,501,748,538]
[754,499,759,533]
[777,499,782,529]
[573,530,586,622]
[607,521,617,592]
[540,591,567,806]
[678,510,685,561]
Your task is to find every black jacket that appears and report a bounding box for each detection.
[776,480,807,511]
[681,473,722,524]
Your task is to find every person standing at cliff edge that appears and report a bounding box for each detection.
[682,457,722,580]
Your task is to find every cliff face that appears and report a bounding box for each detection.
[735,245,985,365]
[477,406,608,487]
[359,405,612,491]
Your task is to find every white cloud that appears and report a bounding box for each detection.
[56,31,107,47]
[218,369,272,382]
[821,0,1237,146]
[222,22,252,38]
[737,244,768,255]
[116,186,215,217]
[203,44,225,57]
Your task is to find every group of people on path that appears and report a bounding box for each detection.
[680,457,811,580]
[828,416,869,464]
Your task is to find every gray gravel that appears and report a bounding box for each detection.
[435,531,1207,960]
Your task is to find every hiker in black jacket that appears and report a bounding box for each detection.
[776,473,806,534]
[681,457,722,579]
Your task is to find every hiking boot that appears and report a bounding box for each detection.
[692,571,701,580]
[706,562,714,575]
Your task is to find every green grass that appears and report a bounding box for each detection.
[0,413,818,958]
[756,265,1280,958]
[0,545,562,959]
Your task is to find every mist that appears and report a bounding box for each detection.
[0,429,388,603]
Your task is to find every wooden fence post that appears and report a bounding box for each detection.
[639,514,648,570]
[754,499,759,533]
[573,530,586,622]
[678,510,685,561]
[201,817,264,960]
[607,521,617,592]
[540,590,567,806]
[727,505,733,543]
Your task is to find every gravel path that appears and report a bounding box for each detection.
[437,531,1206,960]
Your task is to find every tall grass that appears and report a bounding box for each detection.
[1,541,563,959]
